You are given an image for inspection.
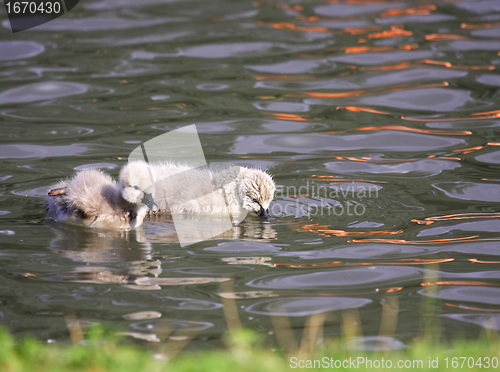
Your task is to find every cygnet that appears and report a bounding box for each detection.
[120,160,275,220]
[45,168,157,229]
[45,161,275,229]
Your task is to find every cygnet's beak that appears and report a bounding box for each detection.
[257,206,271,220]
[141,192,158,211]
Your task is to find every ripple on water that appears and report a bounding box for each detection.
[12,186,51,197]
[329,50,439,66]
[475,150,500,164]
[359,88,485,112]
[232,132,464,154]
[348,337,407,351]
[196,83,229,91]
[476,74,500,87]
[245,296,372,317]
[261,120,327,132]
[246,59,337,74]
[204,241,283,254]
[444,242,500,257]
[74,163,119,170]
[0,81,90,105]
[433,181,500,202]
[131,319,213,332]
[376,14,456,25]
[453,0,500,14]
[444,314,500,331]
[2,125,93,141]
[247,266,422,290]
[418,220,500,237]
[256,68,467,91]
[278,244,431,260]
[471,28,500,38]
[253,102,310,113]
[433,40,500,52]
[325,159,460,178]
[0,41,45,61]
[0,144,89,159]
[180,42,320,59]
[160,296,222,311]
[419,286,500,306]
[26,16,173,31]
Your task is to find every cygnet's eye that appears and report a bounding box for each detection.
[133,186,140,190]
[252,198,259,204]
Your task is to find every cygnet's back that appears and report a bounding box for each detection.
[46,169,148,229]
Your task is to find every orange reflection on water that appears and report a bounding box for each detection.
[335,125,471,136]
[386,287,404,293]
[369,25,413,39]
[350,236,500,244]
[380,5,436,17]
[340,105,500,123]
[338,106,393,115]
[275,258,454,269]
[411,212,500,225]
[270,113,310,121]
[434,156,461,160]
[425,33,469,41]
[473,109,500,117]
[421,280,498,287]
[469,258,500,264]
[332,81,448,102]
[445,303,500,312]
[261,22,331,33]
[358,61,412,71]
[332,155,417,163]
[343,45,392,53]
[421,59,495,70]
[461,22,500,29]
[452,146,484,154]
[402,113,500,122]
[360,59,495,71]
[343,44,418,53]
[344,26,384,35]
[302,90,369,98]
[298,223,403,237]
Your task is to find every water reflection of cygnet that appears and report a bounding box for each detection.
[46,224,163,289]
[46,217,276,288]
[144,215,276,244]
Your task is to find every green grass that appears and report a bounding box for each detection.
[0,326,498,372]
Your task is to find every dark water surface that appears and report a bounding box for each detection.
[1,0,500,350]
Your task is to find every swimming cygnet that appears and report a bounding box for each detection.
[45,161,275,229]
[120,160,275,220]
[45,168,158,229]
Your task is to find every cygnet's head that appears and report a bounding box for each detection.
[119,161,158,211]
[239,168,275,220]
